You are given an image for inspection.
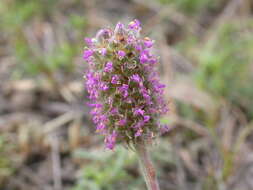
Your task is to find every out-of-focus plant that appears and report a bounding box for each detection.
[72,147,141,190]
[0,136,15,187]
[168,18,253,189]
[174,19,253,119]
[196,20,253,118]
[0,0,86,80]
[157,0,219,14]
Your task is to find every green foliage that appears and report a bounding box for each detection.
[196,21,253,117]
[0,0,58,30]
[157,0,219,14]
[13,35,77,76]
[72,147,143,190]
[69,15,88,30]
[1,0,86,78]
[173,20,253,119]
[0,136,15,186]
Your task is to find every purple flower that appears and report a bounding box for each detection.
[143,37,154,48]
[140,52,149,64]
[135,129,143,137]
[105,131,117,150]
[111,75,120,84]
[83,19,168,150]
[83,50,93,61]
[144,115,150,122]
[96,123,106,133]
[125,97,132,104]
[84,37,93,47]
[100,82,109,91]
[118,84,129,98]
[149,58,157,65]
[126,35,135,44]
[130,74,142,83]
[96,29,111,41]
[85,71,100,100]
[152,80,166,93]
[93,113,107,124]
[104,61,113,72]
[134,44,143,52]
[100,48,107,56]
[87,103,102,108]
[160,124,170,134]
[132,120,145,129]
[114,22,125,35]
[110,107,118,115]
[119,118,127,126]
[128,19,141,30]
[117,50,126,60]
[134,108,145,116]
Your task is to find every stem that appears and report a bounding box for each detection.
[135,139,160,190]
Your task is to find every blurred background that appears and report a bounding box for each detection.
[0,0,253,189]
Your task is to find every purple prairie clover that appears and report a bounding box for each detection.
[111,75,120,84]
[110,107,118,115]
[105,131,117,150]
[128,19,141,30]
[149,57,157,65]
[83,49,93,61]
[87,102,102,108]
[118,84,129,98]
[130,74,142,83]
[104,61,113,72]
[126,35,136,44]
[117,50,126,60]
[135,128,143,137]
[114,22,125,35]
[100,48,107,56]
[84,37,93,47]
[134,108,145,116]
[144,115,150,122]
[119,118,127,126]
[160,124,170,134]
[133,120,145,129]
[100,82,109,91]
[96,29,112,42]
[140,51,149,64]
[96,123,106,133]
[83,19,168,150]
[143,37,154,48]
[134,44,143,52]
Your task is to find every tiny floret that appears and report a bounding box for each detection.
[104,61,113,72]
[83,20,168,149]
[117,50,126,60]
[128,19,141,30]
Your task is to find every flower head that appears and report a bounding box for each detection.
[83,20,168,150]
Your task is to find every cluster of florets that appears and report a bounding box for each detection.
[83,19,168,150]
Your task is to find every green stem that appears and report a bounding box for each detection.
[135,139,160,190]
